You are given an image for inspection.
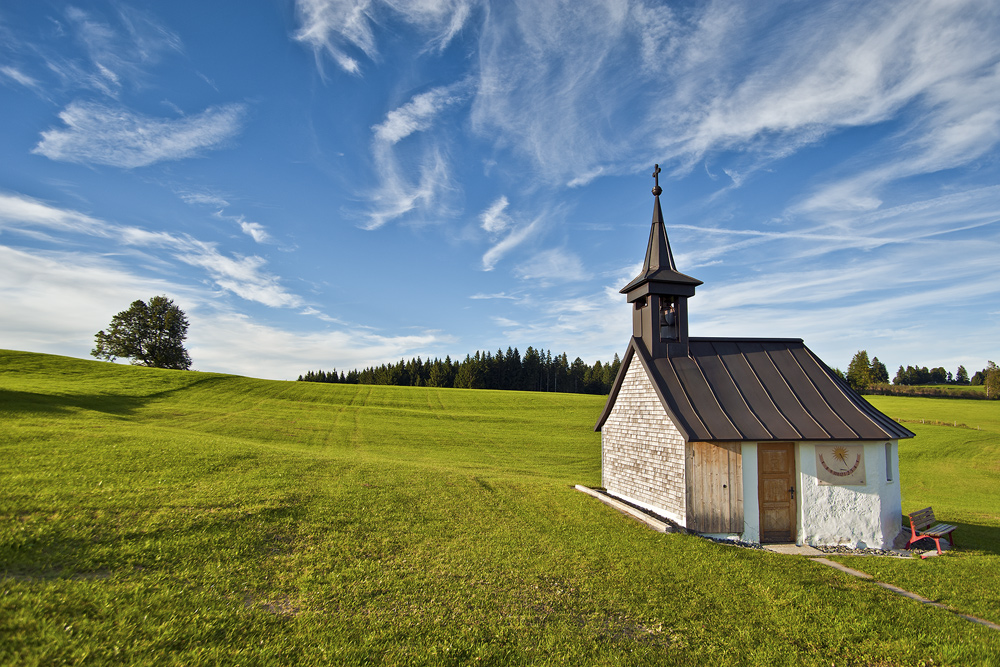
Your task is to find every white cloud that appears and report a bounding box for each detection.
[294,0,476,74]
[0,244,451,380]
[481,214,543,271]
[172,246,301,309]
[38,5,184,97]
[372,84,467,144]
[0,244,190,353]
[294,0,376,75]
[238,220,273,244]
[178,190,230,208]
[299,307,344,323]
[470,0,636,184]
[188,312,449,379]
[481,282,631,363]
[467,0,1000,194]
[514,248,585,283]
[364,144,455,229]
[794,58,1000,217]
[479,196,510,236]
[0,66,41,89]
[468,292,519,300]
[0,191,109,236]
[184,195,275,245]
[0,192,299,309]
[364,85,468,229]
[33,101,246,168]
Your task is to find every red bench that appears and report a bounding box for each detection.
[905,507,957,556]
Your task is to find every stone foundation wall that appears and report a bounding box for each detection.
[602,359,686,523]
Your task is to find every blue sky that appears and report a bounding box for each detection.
[1,0,998,381]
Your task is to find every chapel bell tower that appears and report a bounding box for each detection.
[620,165,702,358]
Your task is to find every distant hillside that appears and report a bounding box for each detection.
[298,347,622,395]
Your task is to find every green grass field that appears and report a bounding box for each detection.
[2,350,998,665]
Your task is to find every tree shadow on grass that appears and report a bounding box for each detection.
[0,388,152,417]
[2,499,306,583]
[0,377,228,418]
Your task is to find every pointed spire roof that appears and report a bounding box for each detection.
[620,165,702,294]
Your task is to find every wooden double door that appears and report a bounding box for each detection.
[758,443,796,543]
[686,441,743,534]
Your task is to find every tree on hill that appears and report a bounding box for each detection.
[870,356,889,384]
[846,350,872,391]
[986,361,1000,399]
[91,296,192,370]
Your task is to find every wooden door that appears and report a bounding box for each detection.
[757,443,796,543]
[686,441,743,534]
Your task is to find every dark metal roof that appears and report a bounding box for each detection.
[620,194,702,295]
[595,337,915,442]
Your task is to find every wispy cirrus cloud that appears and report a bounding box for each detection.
[178,190,274,244]
[178,189,231,208]
[469,0,1000,195]
[61,5,181,96]
[469,291,520,301]
[0,65,41,90]
[666,186,1000,279]
[210,210,275,245]
[173,244,296,307]
[0,244,452,379]
[33,100,247,168]
[294,0,476,75]
[477,197,568,272]
[479,196,510,236]
[482,284,630,362]
[7,5,183,98]
[0,191,297,308]
[236,218,273,244]
[364,82,468,229]
[481,212,544,271]
[372,84,467,144]
[513,248,585,284]
[0,191,108,236]
[471,0,640,185]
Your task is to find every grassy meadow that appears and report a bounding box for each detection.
[1,349,999,665]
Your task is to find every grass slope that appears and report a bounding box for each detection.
[2,350,998,666]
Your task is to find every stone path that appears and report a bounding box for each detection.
[808,557,1000,632]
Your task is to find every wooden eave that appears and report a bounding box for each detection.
[595,337,915,442]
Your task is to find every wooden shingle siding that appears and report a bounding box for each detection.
[602,359,686,522]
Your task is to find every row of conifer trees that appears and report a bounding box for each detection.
[297,347,623,395]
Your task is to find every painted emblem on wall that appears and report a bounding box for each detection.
[816,445,866,485]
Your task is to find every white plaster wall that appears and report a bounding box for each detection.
[798,441,901,549]
[740,443,760,543]
[602,359,687,524]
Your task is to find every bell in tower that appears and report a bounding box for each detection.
[620,165,702,359]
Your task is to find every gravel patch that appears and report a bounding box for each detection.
[813,545,907,557]
[581,487,919,557]
[701,536,767,550]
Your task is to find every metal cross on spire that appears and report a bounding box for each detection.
[652,164,662,196]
